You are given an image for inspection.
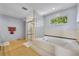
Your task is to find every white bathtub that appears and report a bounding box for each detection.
[32,37,79,56]
[43,37,79,50]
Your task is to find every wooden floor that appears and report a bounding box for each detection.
[0,39,39,56]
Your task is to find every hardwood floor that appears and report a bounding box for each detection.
[0,39,39,56]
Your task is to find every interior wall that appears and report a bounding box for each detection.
[0,15,25,43]
[76,4,79,42]
[44,6,77,38]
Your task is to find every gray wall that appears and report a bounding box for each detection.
[44,6,77,30]
[76,4,79,42]
[34,6,77,38]
[0,15,25,43]
[43,6,77,38]
[77,4,79,29]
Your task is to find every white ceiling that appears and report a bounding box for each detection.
[0,3,77,19]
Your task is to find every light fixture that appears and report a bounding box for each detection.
[52,8,55,10]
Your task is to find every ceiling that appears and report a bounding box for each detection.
[0,3,77,19]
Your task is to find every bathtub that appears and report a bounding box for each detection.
[31,36,79,56]
[44,36,79,50]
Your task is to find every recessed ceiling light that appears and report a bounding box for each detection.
[52,8,55,10]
